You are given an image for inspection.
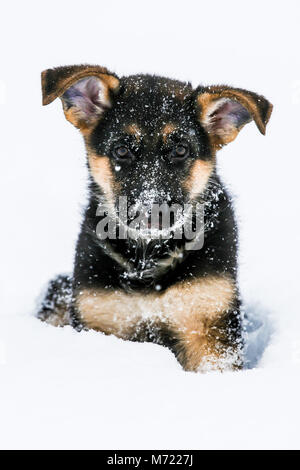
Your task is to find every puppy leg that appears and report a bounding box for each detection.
[37,274,72,327]
[172,309,243,372]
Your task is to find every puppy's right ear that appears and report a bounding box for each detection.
[41,65,120,132]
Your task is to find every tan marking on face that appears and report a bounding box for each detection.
[125,123,142,141]
[183,160,213,199]
[162,123,177,143]
[87,152,118,205]
[76,275,237,370]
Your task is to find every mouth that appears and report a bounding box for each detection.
[120,237,186,287]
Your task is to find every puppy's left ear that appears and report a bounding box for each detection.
[41,64,120,131]
[196,85,273,148]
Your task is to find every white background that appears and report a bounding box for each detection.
[0,0,300,450]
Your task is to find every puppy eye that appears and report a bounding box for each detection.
[170,144,189,159]
[113,145,131,160]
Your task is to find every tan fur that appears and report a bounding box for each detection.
[125,123,142,140]
[87,152,118,205]
[172,276,240,371]
[198,89,262,133]
[42,65,120,133]
[76,275,236,370]
[61,78,113,133]
[197,92,241,148]
[162,123,177,143]
[175,325,240,372]
[42,66,119,106]
[63,107,100,134]
[183,160,213,199]
[197,88,273,149]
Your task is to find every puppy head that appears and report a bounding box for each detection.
[42,65,272,212]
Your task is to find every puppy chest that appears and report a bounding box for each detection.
[75,275,236,338]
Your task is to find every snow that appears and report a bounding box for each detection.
[1,0,300,450]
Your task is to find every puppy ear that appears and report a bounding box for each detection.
[41,65,120,131]
[196,85,273,148]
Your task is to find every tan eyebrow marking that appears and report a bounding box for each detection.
[124,123,142,140]
[162,123,177,143]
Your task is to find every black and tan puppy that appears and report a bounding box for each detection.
[38,65,272,372]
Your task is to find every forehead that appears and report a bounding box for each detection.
[110,74,194,132]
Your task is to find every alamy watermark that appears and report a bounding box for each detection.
[95,197,205,250]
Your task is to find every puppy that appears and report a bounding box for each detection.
[38,65,272,372]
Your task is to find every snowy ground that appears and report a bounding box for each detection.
[1,0,300,450]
